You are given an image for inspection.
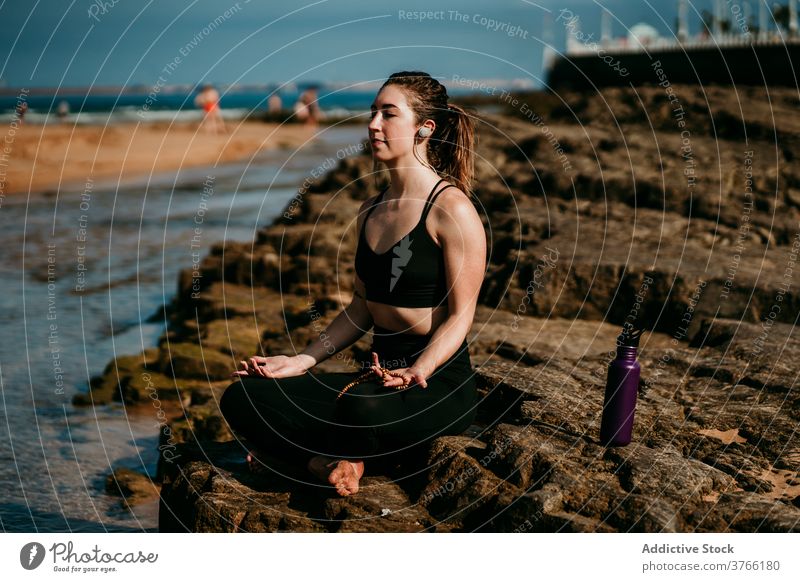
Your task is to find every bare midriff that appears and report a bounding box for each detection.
[367,301,448,336]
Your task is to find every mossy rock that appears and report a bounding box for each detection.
[167,402,232,446]
[281,293,316,331]
[191,282,299,337]
[124,368,190,405]
[101,350,158,381]
[73,349,159,406]
[105,468,159,507]
[157,400,233,481]
[73,371,120,406]
[158,342,232,381]
[199,317,261,361]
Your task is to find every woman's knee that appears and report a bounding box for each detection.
[219,380,247,424]
[220,376,315,426]
[219,381,242,418]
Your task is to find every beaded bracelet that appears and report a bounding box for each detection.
[336,366,412,400]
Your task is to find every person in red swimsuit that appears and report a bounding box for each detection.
[222,71,486,497]
[194,83,226,134]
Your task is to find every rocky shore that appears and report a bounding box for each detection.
[84,84,800,532]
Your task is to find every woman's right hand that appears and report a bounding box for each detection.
[231,354,314,378]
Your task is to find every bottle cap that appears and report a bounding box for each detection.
[617,326,642,348]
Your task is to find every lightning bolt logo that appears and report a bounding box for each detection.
[389,234,413,292]
[20,542,45,570]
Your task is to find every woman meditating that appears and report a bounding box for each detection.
[220,71,486,497]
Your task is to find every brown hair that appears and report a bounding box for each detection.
[376,71,476,195]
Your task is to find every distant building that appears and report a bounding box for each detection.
[627,23,660,48]
[548,0,800,89]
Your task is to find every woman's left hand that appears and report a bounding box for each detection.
[370,351,429,389]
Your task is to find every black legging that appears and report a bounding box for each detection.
[219,326,478,465]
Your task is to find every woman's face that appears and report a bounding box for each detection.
[368,85,421,162]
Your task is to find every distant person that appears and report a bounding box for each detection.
[267,93,282,114]
[293,87,322,128]
[15,100,28,124]
[293,90,312,124]
[57,100,70,122]
[194,84,226,134]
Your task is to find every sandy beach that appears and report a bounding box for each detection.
[0,119,315,196]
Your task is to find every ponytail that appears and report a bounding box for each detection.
[433,102,475,196]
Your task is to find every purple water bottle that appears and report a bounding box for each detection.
[599,327,642,447]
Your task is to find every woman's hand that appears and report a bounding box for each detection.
[231,354,313,379]
[369,351,429,389]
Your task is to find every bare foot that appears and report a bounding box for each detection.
[307,455,365,496]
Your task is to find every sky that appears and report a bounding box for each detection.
[0,0,764,89]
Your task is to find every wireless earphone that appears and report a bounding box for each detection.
[417,126,432,138]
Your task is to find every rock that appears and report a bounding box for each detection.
[692,492,800,532]
[105,468,159,507]
[326,476,446,532]
[79,84,798,532]
[157,441,441,533]
[156,342,232,381]
[155,298,799,531]
[73,348,184,406]
[606,443,735,504]
[417,435,522,531]
[613,495,686,532]
[159,459,325,533]
[166,400,232,445]
[195,317,263,362]
[123,368,195,405]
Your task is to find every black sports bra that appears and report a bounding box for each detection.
[355,178,456,308]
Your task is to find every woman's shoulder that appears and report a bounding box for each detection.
[428,182,483,238]
[431,182,473,214]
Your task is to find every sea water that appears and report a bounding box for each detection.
[0,125,365,531]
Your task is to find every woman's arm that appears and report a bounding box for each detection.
[297,273,372,369]
[235,276,370,378]
[412,189,486,375]
[296,195,377,370]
